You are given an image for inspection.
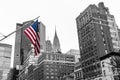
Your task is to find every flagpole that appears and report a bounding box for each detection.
[0,16,40,42]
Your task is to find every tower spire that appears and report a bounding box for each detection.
[53,26,61,53]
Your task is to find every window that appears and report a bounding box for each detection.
[109,67,111,72]
[94,37,96,41]
[51,72,54,75]
[101,31,104,35]
[46,76,49,79]
[51,76,54,79]
[103,38,105,41]
[99,78,102,80]
[101,26,103,30]
[46,54,49,59]
[46,65,49,67]
[99,21,102,24]
[102,62,105,67]
[55,73,57,75]
[103,70,106,76]
[51,69,53,71]
[55,69,57,71]
[105,50,108,54]
[46,68,49,71]
[40,45,43,49]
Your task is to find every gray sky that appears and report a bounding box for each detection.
[0,0,120,67]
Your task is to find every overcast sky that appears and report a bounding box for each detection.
[0,0,120,67]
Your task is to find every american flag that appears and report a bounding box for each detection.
[24,20,40,55]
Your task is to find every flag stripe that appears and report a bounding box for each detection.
[29,27,37,39]
[29,26,40,46]
[27,27,36,40]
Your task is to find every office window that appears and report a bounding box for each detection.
[103,70,106,76]
[99,21,102,24]
[105,50,108,54]
[55,69,57,71]
[46,76,49,79]
[51,76,54,79]
[102,62,105,67]
[99,78,102,80]
[51,72,54,75]
[46,54,49,59]
[46,65,49,67]
[101,26,103,30]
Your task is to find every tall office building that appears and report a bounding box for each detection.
[14,20,46,69]
[0,43,12,80]
[76,2,120,80]
[14,20,33,68]
[53,29,61,53]
[39,22,46,52]
[45,40,53,53]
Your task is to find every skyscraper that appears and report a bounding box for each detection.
[53,29,61,53]
[39,22,46,52]
[13,20,34,68]
[0,43,12,80]
[76,2,120,80]
[45,40,52,53]
[13,20,46,69]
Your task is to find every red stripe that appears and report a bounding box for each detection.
[36,34,40,47]
[35,42,40,53]
[34,47,38,55]
[35,33,40,54]
[37,32,40,39]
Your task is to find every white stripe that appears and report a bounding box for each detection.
[27,28,36,40]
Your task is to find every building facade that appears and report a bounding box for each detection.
[76,2,120,80]
[74,62,83,80]
[100,52,120,80]
[39,22,46,52]
[0,43,12,80]
[34,52,75,80]
[45,40,53,53]
[66,49,80,62]
[14,20,34,68]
